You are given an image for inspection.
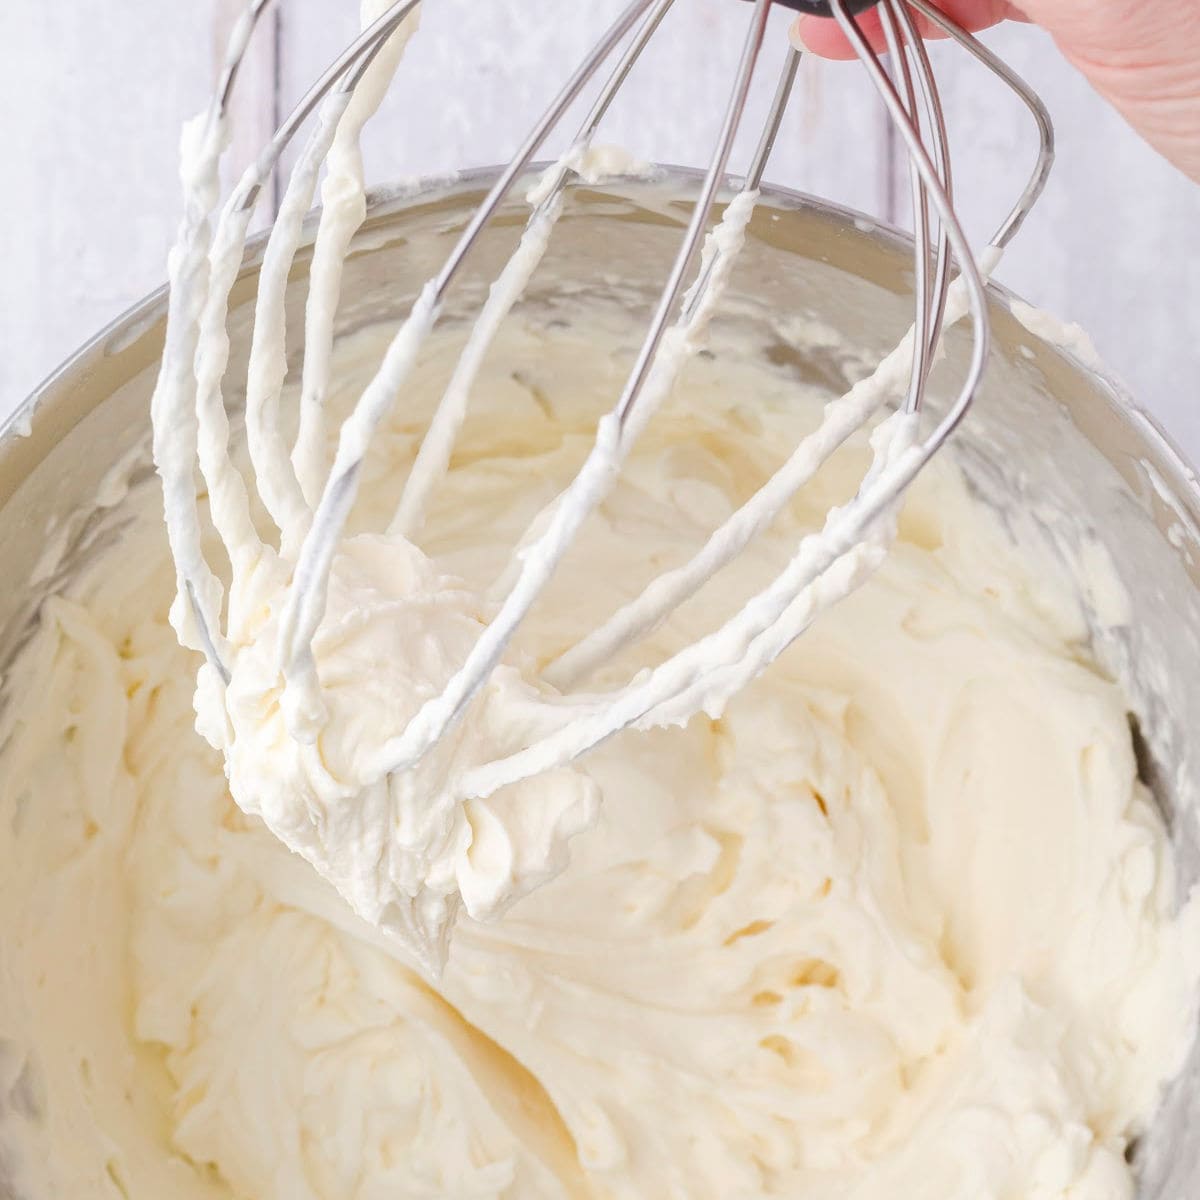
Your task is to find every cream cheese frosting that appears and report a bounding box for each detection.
[0,306,1197,1200]
[201,527,600,961]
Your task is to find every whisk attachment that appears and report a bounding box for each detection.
[152,0,1055,956]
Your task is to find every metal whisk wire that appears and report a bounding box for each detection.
[155,0,1055,798]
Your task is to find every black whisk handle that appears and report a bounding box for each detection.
[759,0,879,14]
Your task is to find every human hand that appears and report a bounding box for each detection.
[790,2,1200,182]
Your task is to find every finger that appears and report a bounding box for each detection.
[791,2,1027,61]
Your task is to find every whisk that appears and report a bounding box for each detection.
[152,0,1053,950]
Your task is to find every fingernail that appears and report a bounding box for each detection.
[788,16,810,53]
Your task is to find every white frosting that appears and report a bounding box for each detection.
[1,310,1197,1200]
[200,530,598,964]
[1010,298,1106,375]
[20,6,1178,1196]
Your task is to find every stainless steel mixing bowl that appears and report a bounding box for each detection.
[2,171,1198,1195]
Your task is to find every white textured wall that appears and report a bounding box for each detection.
[3,1,1198,455]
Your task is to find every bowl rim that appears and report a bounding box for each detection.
[9,163,1197,525]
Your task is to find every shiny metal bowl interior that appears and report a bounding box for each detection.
[3,170,1200,1194]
